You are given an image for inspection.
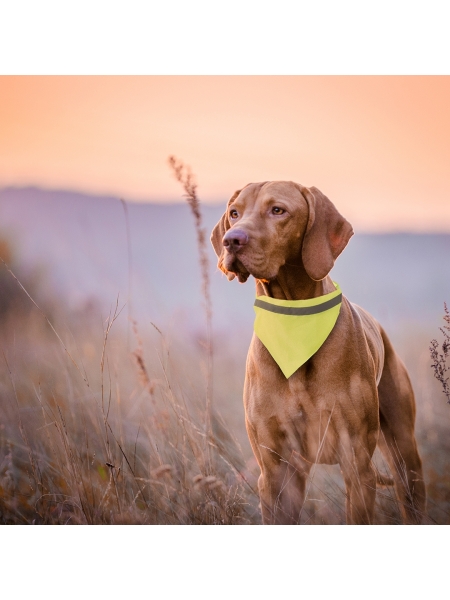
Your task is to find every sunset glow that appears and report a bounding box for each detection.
[1,76,450,231]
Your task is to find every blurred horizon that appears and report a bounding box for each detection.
[2,185,450,339]
[2,180,450,234]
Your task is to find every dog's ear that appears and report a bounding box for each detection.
[210,189,242,281]
[300,186,354,281]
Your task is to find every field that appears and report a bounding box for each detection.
[1,230,449,526]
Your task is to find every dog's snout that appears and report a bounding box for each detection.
[223,229,249,251]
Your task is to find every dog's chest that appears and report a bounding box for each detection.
[244,359,341,464]
[245,335,341,418]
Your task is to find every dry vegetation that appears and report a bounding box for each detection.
[430,303,450,404]
[0,292,261,525]
[0,180,449,525]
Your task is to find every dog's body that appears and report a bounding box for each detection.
[211,181,425,524]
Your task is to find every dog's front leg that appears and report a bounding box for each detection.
[246,419,310,524]
[258,460,309,525]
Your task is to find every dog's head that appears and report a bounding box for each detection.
[210,181,353,282]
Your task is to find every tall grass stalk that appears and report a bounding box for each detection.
[168,156,214,467]
[120,198,133,350]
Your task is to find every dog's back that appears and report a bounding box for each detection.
[351,303,385,386]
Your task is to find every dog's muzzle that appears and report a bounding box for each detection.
[223,229,248,253]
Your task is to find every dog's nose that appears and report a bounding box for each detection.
[223,229,249,252]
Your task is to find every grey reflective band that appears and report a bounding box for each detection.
[254,293,342,316]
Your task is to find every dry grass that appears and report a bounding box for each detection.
[168,156,214,457]
[1,302,449,525]
[0,303,260,524]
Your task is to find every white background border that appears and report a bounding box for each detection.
[1,2,448,596]
[1,0,449,74]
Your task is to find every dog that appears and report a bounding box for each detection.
[211,181,426,524]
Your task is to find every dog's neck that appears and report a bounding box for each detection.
[255,264,335,301]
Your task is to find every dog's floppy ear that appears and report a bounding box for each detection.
[300,186,354,281]
[210,189,242,281]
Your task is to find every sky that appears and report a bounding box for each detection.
[1,75,450,231]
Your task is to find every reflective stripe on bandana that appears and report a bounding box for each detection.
[253,283,342,379]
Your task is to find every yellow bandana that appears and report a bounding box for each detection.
[253,283,342,378]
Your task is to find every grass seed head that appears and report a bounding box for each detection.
[151,464,173,479]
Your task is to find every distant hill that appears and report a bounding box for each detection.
[1,186,450,339]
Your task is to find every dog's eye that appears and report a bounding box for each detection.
[271,206,285,215]
[230,209,239,219]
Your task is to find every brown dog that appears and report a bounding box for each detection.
[211,181,426,524]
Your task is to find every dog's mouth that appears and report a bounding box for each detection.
[223,254,250,283]
[223,250,278,283]
[224,256,250,283]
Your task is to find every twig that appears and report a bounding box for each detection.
[430,302,450,403]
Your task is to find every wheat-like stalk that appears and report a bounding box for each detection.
[168,156,214,465]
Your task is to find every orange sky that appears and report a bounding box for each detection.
[1,76,450,231]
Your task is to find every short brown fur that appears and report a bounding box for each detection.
[211,181,425,524]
